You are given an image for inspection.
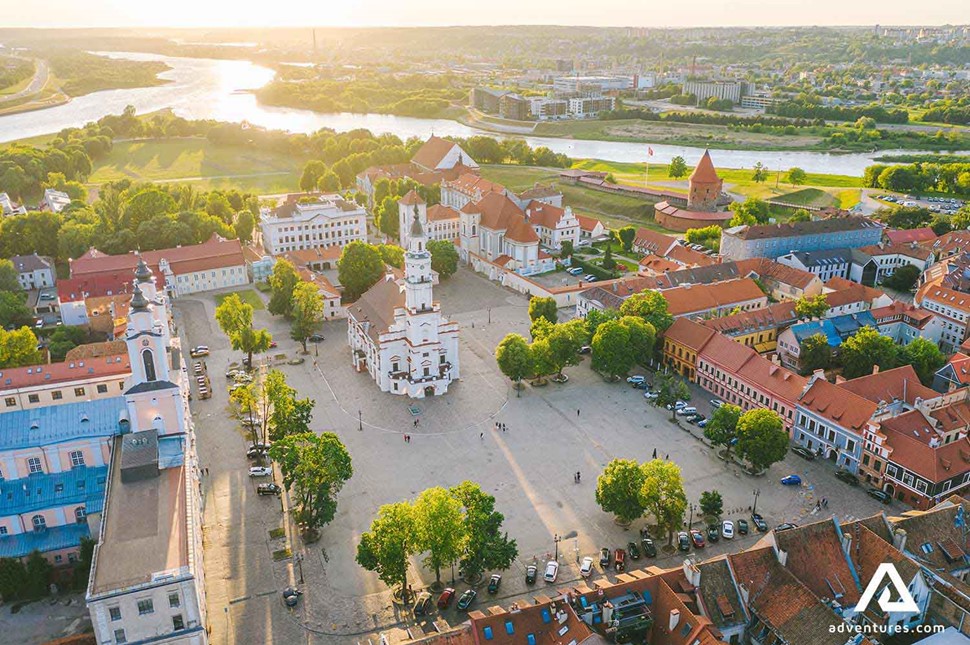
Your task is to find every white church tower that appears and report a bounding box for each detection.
[398,191,427,248]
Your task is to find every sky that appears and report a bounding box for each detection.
[1,0,966,29]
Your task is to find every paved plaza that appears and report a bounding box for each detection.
[178,268,894,645]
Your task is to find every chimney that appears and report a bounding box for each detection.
[668,609,680,632]
[872,364,880,375]
[683,559,701,587]
[892,528,908,552]
[835,375,846,385]
[776,548,788,567]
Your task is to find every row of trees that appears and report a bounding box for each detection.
[356,482,517,595]
[799,327,945,384]
[863,162,970,195]
[703,405,789,472]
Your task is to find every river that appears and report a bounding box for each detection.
[0,52,933,176]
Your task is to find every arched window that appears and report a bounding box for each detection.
[142,349,157,382]
[32,515,46,532]
[75,507,86,524]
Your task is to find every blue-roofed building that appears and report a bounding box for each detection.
[776,311,877,371]
[0,466,108,564]
[0,396,128,454]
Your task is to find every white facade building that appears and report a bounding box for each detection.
[11,253,56,290]
[397,191,460,249]
[458,193,558,277]
[260,194,366,256]
[0,192,26,216]
[40,189,72,213]
[347,213,459,399]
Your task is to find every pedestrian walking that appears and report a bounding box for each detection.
[480,432,484,439]
[822,498,828,508]
[577,409,580,417]
[576,471,581,483]
[652,448,657,459]
[816,500,821,511]
[502,423,506,432]
[665,453,669,460]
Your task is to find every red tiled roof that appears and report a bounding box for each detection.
[702,300,798,336]
[70,235,245,280]
[941,353,970,386]
[445,173,504,198]
[639,256,683,274]
[774,520,862,605]
[837,365,938,407]
[871,301,935,325]
[689,150,720,184]
[661,278,766,317]
[399,190,425,206]
[885,227,936,245]
[799,377,877,432]
[918,283,970,314]
[524,201,569,230]
[881,412,970,483]
[282,245,343,267]
[633,228,678,256]
[859,243,933,261]
[664,318,716,353]
[57,274,133,303]
[427,204,459,222]
[0,350,129,392]
[655,201,733,223]
[666,244,719,267]
[736,257,820,291]
[464,193,539,244]
[575,214,603,233]
[411,136,458,171]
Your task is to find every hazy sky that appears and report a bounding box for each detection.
[1,0,965,29]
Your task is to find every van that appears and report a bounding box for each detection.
[677,406,697,416]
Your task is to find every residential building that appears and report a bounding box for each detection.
[934,352,970,393]
[682,79,749,104]
[719,217,884,260]
[398,191,460,249]
[632,229,677,257]
[510,184,563,210]
[470,87,507,114]
[777,248,853,283]
[857,242,936,284]
[663,317,716,380]
[40,189,71,213]
[575,214,607,241]
[58,275,133,327]
[498,93,530,120]
[661,278,768,319]
[0,348,130,412]
[69,235,248,298]
[528,97,568,120]
[872,300,943,346]
[885,227,937,245]
[792,373,877,472]
[822,278,894,316]
[523,201,580,250]
[440,173,507,211]
[410,136,478,173]
[735,258,823,301]
[295,267,344,320]
[916,282,970,352]
[10,253,55,290]
[259,193,366,256]
[0,192,26,216]
[346,214,459,398]
[776,311,878,371]
[701,300,799,354]
[566,95,615,118]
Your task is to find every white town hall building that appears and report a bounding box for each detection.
[347,212,460,398]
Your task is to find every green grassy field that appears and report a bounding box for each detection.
[215,289,265,310]
[771,188,840,208]
[87,138,304,192]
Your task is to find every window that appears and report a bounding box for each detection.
[0,527,7,536]
[109,607,121,621]
[169,592,180,608]
[114,629,127,644]
[137,599,154,615]
[482,627,493,641]
[505,621,515,635]
[54,555,62,563]
[142,349,157,382]
[70,450,85,467]
[26,457,43,474]
[97,384,108,394]
[27,394,39,404]
[31,515,46,532]
[74,387,85,397]
[3,397,13,407]
[52,391,62,400]
[75,507,86,523]
[172,614,184,631]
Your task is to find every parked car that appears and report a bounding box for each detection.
[414,592,433,616]
[644,391,659,400]
[525,564,537,584]
[253,442,272,452]
[580,557,594,577]
[677,406,698,416]
[627,375,646,385]
[457,589,477,611]
[780,474,802,486]
[567,267,583,276]
[737,519,749,535]
[867,488,892,504]
[543,560,559,583]
[677,532,691,552]
[487,574,502,594]
[247,446,268,460]
[190,346,209,357]
[578,345,592,355]
[614,548,626,572]
[791,445,816,461]
[308,334,325,343]
[268,340,278,349]
[776,523,799,532]
[835,470,860,486]
[249,466,272,477]
[632,381,648,390]
[697,419,708,428]
[690,529,706,548]
[256,483,281,496]
[582,274,598,282]
[437,588,455,609]
[707,525,720,543]
[641,537,657,558]
[599,547,611,568]
[627,541,641,560]
[722,520,735,539]
[709,399,724,409]
[751,513,768,532]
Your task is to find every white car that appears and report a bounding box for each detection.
[644,391,659,400]
[677,406,697,416]
[626,376,646,384]
[249,466,272,477]
[543,560,559,583]
[722,520,735,539]
[580,557,594,577]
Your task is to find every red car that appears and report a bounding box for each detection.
[437,588,455,609]
[269,341,278,348]
[690,529,706,548]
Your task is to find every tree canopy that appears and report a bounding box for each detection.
[338,241,386,301]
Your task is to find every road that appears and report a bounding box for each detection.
[0,58,49,105]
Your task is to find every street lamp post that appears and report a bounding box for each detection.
[688,503,695,529]
[297,553,304,584]
[752,489,761,516]
[553,534,562,561]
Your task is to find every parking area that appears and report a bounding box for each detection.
[179,268,895,644]
[874,193,965,214]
